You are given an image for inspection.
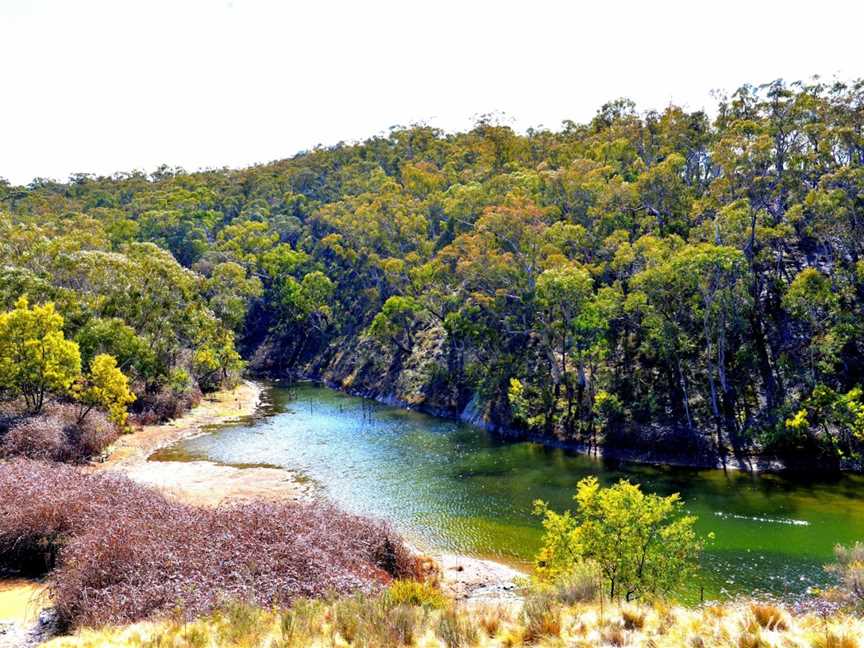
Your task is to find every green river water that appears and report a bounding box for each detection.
[151,384,864,602]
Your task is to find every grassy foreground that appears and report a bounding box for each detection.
[40,591,864,648]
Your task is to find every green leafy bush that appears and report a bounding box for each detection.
[533,476,708,601]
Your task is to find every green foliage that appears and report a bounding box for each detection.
[0,202,245,406]
[192,328,244,392]
[168,367,193,394]
[785,384,864,458]
[74,317,154,380]
[783,269,849,379]
[0,297,81,412]
[593,390,623,422]
[216,220,279,267]
[368,296,420,353]
[533,477,707,601]
[0,297,139,430]
[784,268,836,318]
[507,377,532,426]
[274,271,334,326]
[203,262,263,332]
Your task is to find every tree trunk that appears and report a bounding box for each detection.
[677,359,693,429]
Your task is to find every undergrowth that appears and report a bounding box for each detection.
[0,459,421,627]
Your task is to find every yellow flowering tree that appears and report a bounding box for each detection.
[73,353,136,429]
[0,297,81,413]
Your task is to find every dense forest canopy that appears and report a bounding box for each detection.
[2,78,863,466]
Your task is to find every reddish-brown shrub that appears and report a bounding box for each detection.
[0,404,118,463]
[1,414,67,461]
[132,387,203,424]
[0,460,420,628]
[0,401,20,432]
[68,410,118,461]
[129,408,160,426]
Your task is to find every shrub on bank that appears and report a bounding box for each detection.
[827,542,864,608]
[130,384,203,425]
[384,579,448,609]
[0,404,117,463]
[533,477,707,601]
[1,413,66,461]
[0,460,421,628]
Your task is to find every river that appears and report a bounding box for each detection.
[150,384,864,602]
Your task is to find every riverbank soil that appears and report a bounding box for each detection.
[95,380,311,506]
[100,380,263,468]
[0,580,49,648]
[437,554,523,604]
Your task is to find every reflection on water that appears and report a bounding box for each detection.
[151,384,864,601]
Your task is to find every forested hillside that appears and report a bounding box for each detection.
[2,79,863,468]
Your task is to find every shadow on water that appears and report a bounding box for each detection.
[150,384,864,602]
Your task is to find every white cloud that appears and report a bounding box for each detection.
[0,0,859,184]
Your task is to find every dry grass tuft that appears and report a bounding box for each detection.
[276,598,324,647]
[621,604,645,630]
[737,629,768,648]
[521,590,562,643]
[551,565,599,605]
[749,602,788,631]
[809,631,860,648]
[436,607,479,648]
[474,604,510,638]
[601,622,626,646]
[39,596,864,648]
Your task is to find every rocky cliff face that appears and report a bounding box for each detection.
[302,325,472,417]
[249,327,803,471]
[249,322,510,431]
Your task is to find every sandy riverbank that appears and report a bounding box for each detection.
[94,380,312,506]
[100,380,264,468]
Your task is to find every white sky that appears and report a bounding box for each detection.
[1,0,860,185]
